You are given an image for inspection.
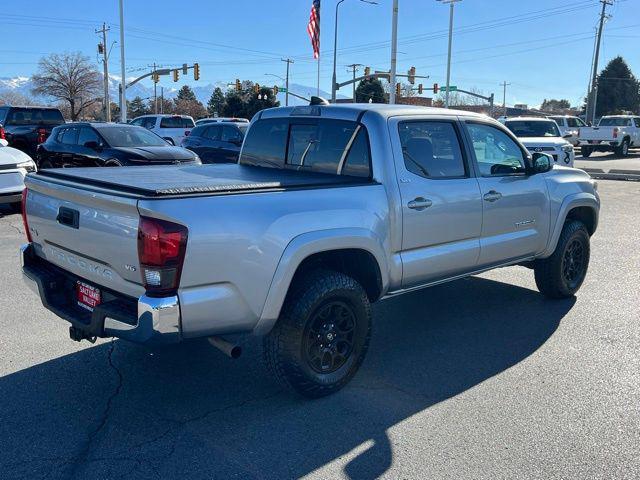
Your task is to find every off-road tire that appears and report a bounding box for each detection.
[614,139,629,157]
[581,146,593,158]
[534,220,590,299]
[264,268,372,398]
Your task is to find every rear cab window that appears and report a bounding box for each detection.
[239,118,371,178]
[5,108,64,125]
[160,116,194,128]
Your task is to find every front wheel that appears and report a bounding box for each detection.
[264,269,372,398]
[614,139,629,157]
[534,220,590,299]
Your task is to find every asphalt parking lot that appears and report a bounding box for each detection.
[0,180,638,480]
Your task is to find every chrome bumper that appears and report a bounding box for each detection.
[21,243,181,345]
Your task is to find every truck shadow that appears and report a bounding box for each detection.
[0,275,574,479]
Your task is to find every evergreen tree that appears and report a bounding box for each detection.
[594,56,640,116]
[207,87,226,116]
[355,78,386,103]
[176,85,198,102]
[129,96,150,118]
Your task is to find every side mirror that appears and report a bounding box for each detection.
[84,140,101,150]
[530,152,553,174]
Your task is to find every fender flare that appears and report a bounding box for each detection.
[252,228,390,335]
[539,193,599,258]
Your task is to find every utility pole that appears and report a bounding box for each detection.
[118,0,127,123]
[389,0,399,104]
[153,62,157,113]
[160,86,164,114]
[437,0,461,109]
[281,58,294,106]
[586,0,613,125]
[95,23,111,122]
[347,64,363,102]
[501,81,511,116]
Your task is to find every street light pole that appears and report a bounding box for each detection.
[281,58,294,106]
[331,0,377,103]
[437,0,461,109]
[389,0,399,104]
[331,0,345,103]
[118,0,127,123]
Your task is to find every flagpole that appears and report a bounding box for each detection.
[317,54,320,97]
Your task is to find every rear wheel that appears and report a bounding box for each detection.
[534,220,590,299]
[581,146,593,158]
[264,269,372,398]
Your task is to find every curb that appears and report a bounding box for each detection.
[582,168,640,182]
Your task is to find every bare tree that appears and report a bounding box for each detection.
[0,90,37,106]
[31,52,102,120]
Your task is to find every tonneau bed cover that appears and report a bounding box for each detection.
[34,163,372,198]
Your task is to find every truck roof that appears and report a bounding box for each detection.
[504,116,553,122]
[259,104,489,122]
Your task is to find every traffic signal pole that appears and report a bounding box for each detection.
[95,23,111,122]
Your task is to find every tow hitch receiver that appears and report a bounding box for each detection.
[69,326,97,343]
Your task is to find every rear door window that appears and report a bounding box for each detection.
[78,127,101,147]
[59,127,79,145]
[160,116,193,128]
[398,121,466,178]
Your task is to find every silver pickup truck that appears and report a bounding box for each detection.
[21,104,600,397]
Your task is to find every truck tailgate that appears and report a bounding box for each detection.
[24,175,144,298]
[579,126,616,141]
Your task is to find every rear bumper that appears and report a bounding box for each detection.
[21,243,181,345]
[0,192,22,204]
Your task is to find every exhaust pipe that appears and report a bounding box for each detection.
[208,336,242,359]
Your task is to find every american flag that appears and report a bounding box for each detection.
[307,0,321,59]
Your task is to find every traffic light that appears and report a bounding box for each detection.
[253,83,260,94]
[273,85,279,95]
[173,69,179,82]
[433,83,439,94]
[182,63,188,75]
[396,83,401,97]
[364,66,370,77]
[152,72,159,83]
[97,43,104,54]
[235,79,241,92]
[418,84,423,95]
[193,63,200,81]
[408,66,416,85]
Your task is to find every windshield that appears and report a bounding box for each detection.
[504,120,560,137]
[97,125,168,147]
[598,117,631,127]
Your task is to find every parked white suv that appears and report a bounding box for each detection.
[504,117,575,167]
[548,115,587,146]
[130,114,195,146]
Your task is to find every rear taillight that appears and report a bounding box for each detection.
[137,216,188,296]
[21,188,32,243]
[0,125,5,140]
[185,130,191,136]
[613,127,619,139]
[36,128,46,144]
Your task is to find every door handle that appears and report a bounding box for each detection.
[483,190,502,202]
[407,197,433,210]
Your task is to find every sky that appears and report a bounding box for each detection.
[0,0,639,107]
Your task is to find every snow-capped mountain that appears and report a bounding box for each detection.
[0,76,343,107]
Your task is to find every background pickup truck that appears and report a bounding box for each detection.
[578,115,640,157]
[21,104,600,397]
